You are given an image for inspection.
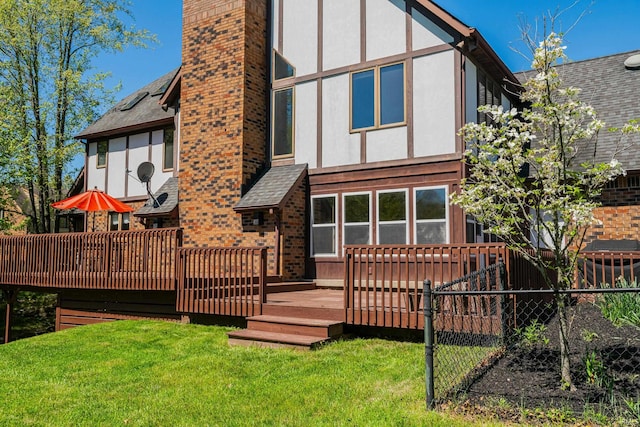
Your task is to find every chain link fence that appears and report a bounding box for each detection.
[425,267,640,419]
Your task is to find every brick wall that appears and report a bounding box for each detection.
[178,0,300,276]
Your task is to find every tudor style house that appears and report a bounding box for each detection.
[80,0,519,282]
[2,0,534,345]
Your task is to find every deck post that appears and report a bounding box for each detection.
[3,290,17,344]
[423,280,435,409]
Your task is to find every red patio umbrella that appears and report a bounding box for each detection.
[52,188,134,231]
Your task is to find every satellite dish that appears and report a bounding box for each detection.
[137,162,155,183]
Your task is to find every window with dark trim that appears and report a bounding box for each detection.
[273,50,295,80]
[351,62,405,131]
[97,141,108,168]
[109,212,130,231]
[272,87,294,158]
[163,128,174,171]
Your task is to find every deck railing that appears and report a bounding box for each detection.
[176,247,267,317]
[577,250,640,288]
[0,228,182,291]
[344,244,509,329]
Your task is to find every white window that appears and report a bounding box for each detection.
[311,195,337,256]
[414,187,448,244]
[377,190,408,244]
[343,192,371,248]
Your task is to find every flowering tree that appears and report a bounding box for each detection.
[451,33,639,390]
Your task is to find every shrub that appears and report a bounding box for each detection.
[598,278,640,328]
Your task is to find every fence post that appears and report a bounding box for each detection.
[424,279,435,409]
[499,263,509,340]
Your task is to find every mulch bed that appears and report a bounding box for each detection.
[457,302,640,420]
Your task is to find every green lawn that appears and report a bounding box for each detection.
[0,321,501,426]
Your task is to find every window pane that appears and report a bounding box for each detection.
[274,51,295,80]
[97,141,108,167]
[380,63,404,125]
[345,225,370,245]
[344,194,369,223]
[416,222,446,244]
[313,227,335,255]
[416,188,446,220]
[312,197,335,225]
[163,129,174,170]
[379,192,406,221]
[379,224,406,244]
[352,70,375,129]
[122,213,130,231]
[109,213,119,231]
[273,88,293,157]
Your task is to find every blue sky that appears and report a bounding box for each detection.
[95,0,639,106]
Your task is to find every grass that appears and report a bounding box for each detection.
[0,321,503,426]
[598,277,640,328]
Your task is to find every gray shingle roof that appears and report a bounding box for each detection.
[76,68,180,139]
[235,164,308,212]
[517,51,640,171]
[134,177,179,217]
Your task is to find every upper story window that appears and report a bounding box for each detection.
[272,50,295,159]
[272,88,294,158]
[351,62,405,131]
[163,128,174,171]
[96,141,108,168]
[273,50,295,81]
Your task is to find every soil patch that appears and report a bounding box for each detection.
[461,302,640,417]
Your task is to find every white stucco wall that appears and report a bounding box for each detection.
[366,126,408,163]
[413,50,456,158]
[86,142,105,191]
[322,74,361,167]
[128,133,149,198]
[106,137,126,198]
[366,0,406,61]
[411,6,454,50]
[150,130,172,193]
[283,0,318,76]
[323,0,360,70]
[294,81,318,168]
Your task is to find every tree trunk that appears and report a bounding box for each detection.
[556,291,576,391]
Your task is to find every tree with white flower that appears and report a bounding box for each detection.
[451,33,639,390]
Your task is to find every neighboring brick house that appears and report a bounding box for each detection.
[77,0,520,284]
[517,51,640,247]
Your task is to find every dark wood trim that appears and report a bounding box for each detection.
[309,152,462,177]
[272,43,453,90]
[360,0,366,62]
[125,135,130,197]
[405,0,413,52]
[316,78,323,168]
[148,130,153,161]
[309,162,462,193]
[360,131,366,164]
[75,118,174,141]
[317,0,323,73]
[406,56,414,159]
[278,0,283,52]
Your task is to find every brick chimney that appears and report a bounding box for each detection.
[179,0,269,247]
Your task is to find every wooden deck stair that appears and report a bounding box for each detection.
[227,315,344,350]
